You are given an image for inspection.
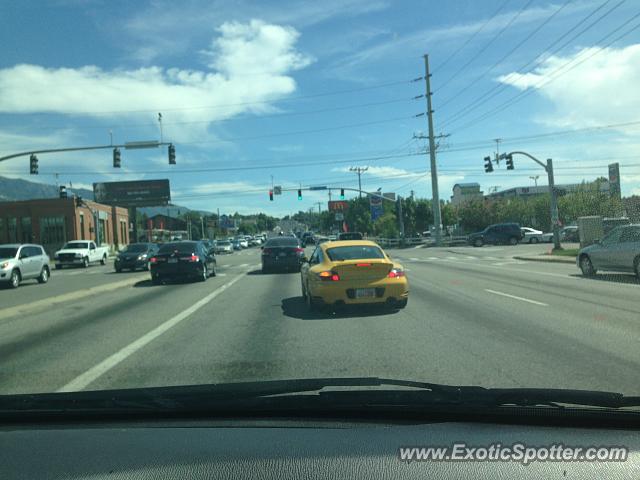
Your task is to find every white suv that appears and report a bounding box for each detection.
[0,244,51,288]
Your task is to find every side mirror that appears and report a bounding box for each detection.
[301,257,309,263]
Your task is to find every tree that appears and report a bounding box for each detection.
[414,199,433,234]
[373,212,398,238]
[457,199,492,233]
[344,197,372,234]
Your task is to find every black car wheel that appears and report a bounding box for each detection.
[508,237,518,246]
[37,266,49,284]
[306,284,320,312]
[473,238,483,247]
[530,237,539,244]
[199,265,208,282]
[301,279,307,300]
[634,256,640,280]
[579,255,596,276]
[210,263,216,277]
[82,257,89,268]
[9,270,20,289]
[396,298,408,309]
[100,254,107,265]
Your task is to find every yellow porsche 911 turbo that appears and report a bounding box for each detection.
[300,240,409,311]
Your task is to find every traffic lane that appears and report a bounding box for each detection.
[402,259,640,393]
[0,250,260,310]
[85,266,425,391]
[0,262,257,395]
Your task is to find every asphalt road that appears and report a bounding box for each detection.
[1,243,639,397]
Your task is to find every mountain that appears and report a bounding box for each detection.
[0,176,93,202]
[0,176,201,217]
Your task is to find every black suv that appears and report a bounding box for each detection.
[468,223,523,247]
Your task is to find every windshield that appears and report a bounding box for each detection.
[326,245,385,261]
[63,242,89,249]
[0,247,18,259]
[2,0,640,423]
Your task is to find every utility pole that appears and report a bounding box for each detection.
[315,202,322,214]
[201,216,205,240]
[349,166,368,198]
[424,54,442,246]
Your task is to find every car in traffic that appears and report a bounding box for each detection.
[0,244,50,289]
[216,239,233,254]
[300,240,408,311]
[577,224,640,278]
[231,239,242,250]
[338,232,363,241]
[261,236,305,273]
[149,241,216,284]
[521,227,545,244]
[561,225,580,242]
[54,240,109,268]
[468,223,523,247]
[301,232,315,247]
[236,237,249,248]
[114,243,159,272]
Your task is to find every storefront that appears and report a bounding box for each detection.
[0,198,129,255]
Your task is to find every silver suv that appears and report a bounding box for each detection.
[0,244,51,289]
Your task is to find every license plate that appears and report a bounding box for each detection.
[168,258,178,263]
[355,288,375,298]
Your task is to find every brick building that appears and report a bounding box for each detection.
[0,198,129,255]
[149,214,186,231]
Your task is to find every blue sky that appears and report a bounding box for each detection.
[1,0,640,216]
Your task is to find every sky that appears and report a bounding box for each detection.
[1,0,640,217]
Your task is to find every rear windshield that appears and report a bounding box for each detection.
[339,233,363,240]
[326,245,385,261]
[265,238,299,247]
[64,242,89,249]
[158,242,198,254]
[124,244,148,253]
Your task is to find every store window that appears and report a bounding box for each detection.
[79,213,85,240]
[0,218,5,243]
[20,217,32,243]
[7,217,17,243]
[40,216,66,250]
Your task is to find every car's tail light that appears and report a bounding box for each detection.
[149,257,157,264]
[180,254,200,262]
[295,247,304,253]
[356,263,371,267]
[318,271,340,281]
[262,248,272,255]
[388,268,405,278]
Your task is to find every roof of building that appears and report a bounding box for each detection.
[453,182,481,189]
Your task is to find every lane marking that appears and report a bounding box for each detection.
[57,272,247,393]
[410,257,420,261]
[484,288,548,306]
[429,256,439,260]
[446,256,458,260]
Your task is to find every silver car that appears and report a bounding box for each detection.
[577,225,640,278]
[0,244,51,288]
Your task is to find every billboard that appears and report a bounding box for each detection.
[383,192,396,201]
[370,194,383,221]
[93,179,170,207]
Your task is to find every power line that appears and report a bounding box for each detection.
[432,0,513,73]
[437,0,572,110]
[449,11,640,132]
[436,0,535,90]
[439,0,621,128]
[19,79,416,117]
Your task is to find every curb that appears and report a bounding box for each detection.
[513,255,576,264]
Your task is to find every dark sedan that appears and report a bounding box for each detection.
[261,237,305,273]
[114,243,159,272]
[150,241,216,284]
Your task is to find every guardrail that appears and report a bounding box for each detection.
[370,235,469,248]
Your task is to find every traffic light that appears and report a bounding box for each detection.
[483,156,493,173]
[168,143,176,164]
[29,154,38,174]
[297,189,302,200]
[113,147,121,168]
[506,154,514,170]
[269,190,274,201]
[59,185,67,199]
[340,188,345,200]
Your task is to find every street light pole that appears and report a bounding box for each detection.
[529,175,539,189]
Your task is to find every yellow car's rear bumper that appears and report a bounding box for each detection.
[309,277,409,306]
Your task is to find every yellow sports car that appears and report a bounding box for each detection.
[300,240,409,311]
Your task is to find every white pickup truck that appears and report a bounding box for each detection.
[54,241,109,269]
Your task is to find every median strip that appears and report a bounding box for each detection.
[0,275,147,321]
[57,271,248,392]
[484,289,548,306]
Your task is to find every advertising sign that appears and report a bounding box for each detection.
[370,194,383,221]
[93,179,170,207]
[328,200,349,211]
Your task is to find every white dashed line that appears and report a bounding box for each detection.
[484,289,548,306]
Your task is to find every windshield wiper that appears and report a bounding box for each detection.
[2,378,640,420]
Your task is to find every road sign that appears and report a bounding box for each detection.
[274,186,282,195]
[93,179,170,207]
[608,163,621,200]
[309,185,327,190]
[124,140,160,150]
[383,192,396,201]
[335,212,344,221]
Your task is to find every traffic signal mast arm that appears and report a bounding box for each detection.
[500,151,547,170]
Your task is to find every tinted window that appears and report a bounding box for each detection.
[64,242,89,249]
[0,247,18,258]
[326,245,385,261]
[620,227,640,243]
[27,246,43,257]
[602,227,624,244]
[125,244,149,253]
[158,242,198,254]
[265,238,299,247]
[19,247,30,258]
[338,233,363,240]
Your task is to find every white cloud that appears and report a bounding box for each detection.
[497,44,640,133]
[0,20,312,142]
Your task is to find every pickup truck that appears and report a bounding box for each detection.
[54,241,109,269]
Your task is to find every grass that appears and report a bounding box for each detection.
[547,248,580,257]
